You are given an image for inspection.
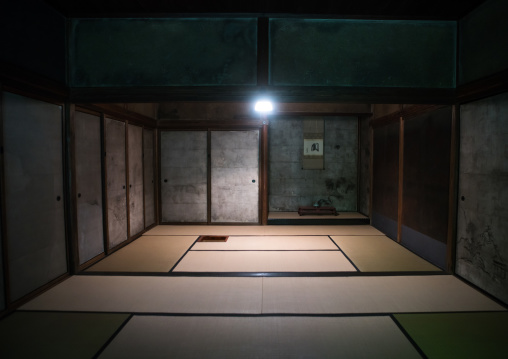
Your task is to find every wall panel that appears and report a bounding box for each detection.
[143,128,155,228]
[75,111,104,264]
[270,19,455,88]
[371,122,399,240]
[105,118,127,248]
[211,130,259,223]
[160,131,207,223]
[402,107,452,268]
[70,18,257,87]
[128,124,144,236]
[2,92,67,300]
[456,91,508,304]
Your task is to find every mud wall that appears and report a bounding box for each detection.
[269,116,358,212]
[456,91,508,304]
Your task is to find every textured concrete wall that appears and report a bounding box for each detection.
[75,111,104,264]
[160,131,208,222]
[269,117,358,212]
[3,92,67,300]
[456,91,508,304]
[143,129,156,227]
[211,131,259,223]
[105,118,128,248]
[128,124,144,236]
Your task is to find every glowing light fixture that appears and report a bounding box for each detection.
[254,99,273,113]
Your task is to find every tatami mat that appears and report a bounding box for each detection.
[191,235,338,250]
[331,235,442,272]
[20,276,263,314]
[0,311,129,359]
[173,251,356,272]
[394,312,508,359]
[99,315,421,359]
[145,225,383,236]
[261,276,506,314]
[87,236,196,272]
[20,275,504,314]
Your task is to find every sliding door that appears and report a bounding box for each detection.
[128,124,144,236]
[143,128,155,228]
[2,92,67,300]
[211,130,259,223]
[160,131,207,222]
[105,118,127,249]
[75,111,104,264]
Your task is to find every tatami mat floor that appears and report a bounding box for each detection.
[1,225,507,358]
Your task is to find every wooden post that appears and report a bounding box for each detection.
[446,105,459,273]
[397,115,404,243]
[261,117,269,225]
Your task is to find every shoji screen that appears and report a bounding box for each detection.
[2,92,67,300]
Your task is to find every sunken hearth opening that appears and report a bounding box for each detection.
[197,235,229,242]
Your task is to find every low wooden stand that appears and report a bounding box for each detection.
[298,206,337,216]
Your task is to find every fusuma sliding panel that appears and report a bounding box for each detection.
[211,130,259,223]
[105,118,127,248]
[160,131,207,223]
[2,92,67,300]
[128,124,144,236]
[75,111,104,264]
[143,128,155,228]
[371,122,399,240]
[456,92,508,304]
[402,107,451,268]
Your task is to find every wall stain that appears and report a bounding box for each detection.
[458,221,506,283]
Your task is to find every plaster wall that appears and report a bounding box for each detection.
[456,91,508,304]
[269,117,358,212]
